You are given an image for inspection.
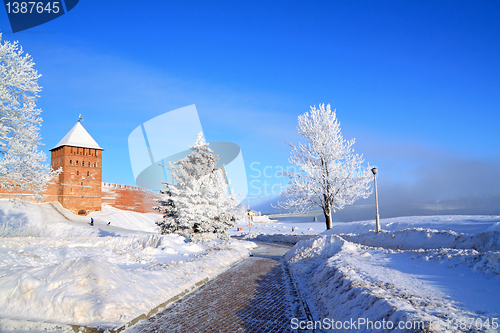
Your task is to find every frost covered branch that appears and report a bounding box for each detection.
[277,104,372,229]
[0,35,60,199]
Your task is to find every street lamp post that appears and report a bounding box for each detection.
[372,167,381,233]
[247,202,254,234]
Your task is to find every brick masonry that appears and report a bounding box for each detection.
[0,181,160,215]
[50,145,103,214]
[102,183,160,214]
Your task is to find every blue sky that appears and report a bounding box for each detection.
[1,1,499,220]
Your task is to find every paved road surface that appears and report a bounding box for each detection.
[126,243,310,333]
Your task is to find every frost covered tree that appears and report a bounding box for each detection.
[0,35,59,199]
[277,104,372,230]
[154,133,239,242]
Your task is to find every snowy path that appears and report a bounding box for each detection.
[126,243,310,333]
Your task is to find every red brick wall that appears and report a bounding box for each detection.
[1,146,160,215]
[0,182,160,214]
[0,180,58,202]
[102,183,160,214]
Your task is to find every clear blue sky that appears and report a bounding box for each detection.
[1,1,499,220]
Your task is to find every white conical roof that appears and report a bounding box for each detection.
[51,122,102,150]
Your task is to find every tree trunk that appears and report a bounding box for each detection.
[324,206,332,230]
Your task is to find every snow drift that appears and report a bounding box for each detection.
[286,222,500,332]
[0,200,253,331]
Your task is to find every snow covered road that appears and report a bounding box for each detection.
[126,243,309,333]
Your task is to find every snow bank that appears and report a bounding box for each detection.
[0,237,250,329]
[0,200,252,331]
[340,228,500,252]
[286,234,500,332]
[285,234,347,261]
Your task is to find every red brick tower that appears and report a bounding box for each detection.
[49,121,103,215]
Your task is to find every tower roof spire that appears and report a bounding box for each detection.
[50,122,102,151]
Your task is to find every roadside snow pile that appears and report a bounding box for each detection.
[0,200,254,331]
[341,228,500,252]
[0,235,249,329]
[286,232,500,332]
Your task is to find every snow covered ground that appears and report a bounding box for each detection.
[271,215,500,332]
[230,217,320,244]
[2,203,499,332]
[0,200,253,332]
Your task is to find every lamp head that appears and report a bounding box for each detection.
[371,167,378,175]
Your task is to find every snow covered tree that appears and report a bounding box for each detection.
[154,132,239,242]
[0,35,59,199]
[277,104,372,230]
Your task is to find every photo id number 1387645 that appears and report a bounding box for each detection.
[5,2,60,14]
